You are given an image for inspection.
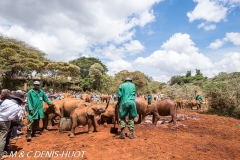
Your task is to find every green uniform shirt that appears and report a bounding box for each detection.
[55,97,61,100]
[27,89,52,120]
[118,81,137,119]
[196,95,203,101]
[147,95,152,104]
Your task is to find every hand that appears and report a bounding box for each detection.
[30,110,34,114]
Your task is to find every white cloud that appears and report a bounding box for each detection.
[87,40,145,60]
[134,33,213,82]
[161,33,198,54]
[203,52,240,78]
[214,52,240,72]
[0,25,87,61]
[224,32,240,45]
[106,59,133,76]
[198,23,216,31]
[187,0,228,23]
[133,33,240,82]
[186,0,240,30]
[208,39,225,49]
[208,32,240,50]
[0,0,162,61]
[123,40,145,55]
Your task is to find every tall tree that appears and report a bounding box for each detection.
[89,63,104,91]
[0,43,44,89]
[69,57,108,79]
[186,70,191,77]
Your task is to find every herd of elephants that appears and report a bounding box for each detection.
[42,93,203,138]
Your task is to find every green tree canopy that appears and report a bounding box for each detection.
[69,56,108,79]
[89,63,104,91]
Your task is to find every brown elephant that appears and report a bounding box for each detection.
[189,100,202,110]
[98,104,116,125]
[69,100,110,138]
[61,93,70,98]
[135,97,149,124]
[43,99,66,131]
[100,94,111,103]
[176,98,184,110]
[43,98,81,131]
[62,99,85,117]
[81,93,91,102]
[146,98,177,125]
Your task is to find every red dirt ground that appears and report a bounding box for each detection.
[5,109,240,160]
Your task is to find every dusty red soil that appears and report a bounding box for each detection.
[6,109,240,160]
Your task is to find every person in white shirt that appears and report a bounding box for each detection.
[0,92,24,158]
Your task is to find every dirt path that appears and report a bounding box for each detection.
[5,110,240,160]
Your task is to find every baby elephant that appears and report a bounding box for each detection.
[146,98,177,125]
[69,101,109,138]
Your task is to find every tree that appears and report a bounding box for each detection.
[186,70,191,77]
[101,74,118,93]
[114,70,163,94]
[69,57,108,79]
[195,69,203,76]
[41,61,80,90]
[89,63,104,91]
[0,43,45,89]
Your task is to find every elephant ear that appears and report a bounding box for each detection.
[87,106,96,116]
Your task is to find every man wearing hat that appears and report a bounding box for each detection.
[0,92,24,158]
[117,77,137,139]
[26,81,53,141]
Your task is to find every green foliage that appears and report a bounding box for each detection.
[186,70,191,77]
[161,83,203,100]
[114,70,161,94]
[168,69,207,86]
[202,72,240,119]
[69,57,108,79]
[80,77,95,92]
[101,74,118,94]
[89,63,104,91]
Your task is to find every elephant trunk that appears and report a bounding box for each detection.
[104,98,110,111]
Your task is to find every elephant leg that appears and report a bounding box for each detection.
[88,117,93,133]
[137,114,141,124]
[92,117,98,132]
[152,114,155,124]
[42,113,48,131]
[152,114,159,125]
[140,113,146,124]
[198,104,201,110]
[169,114,177,125]
[69,117,77,138]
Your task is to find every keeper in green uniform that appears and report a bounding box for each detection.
[147,94,152,105]
[196,95,204,102]
[26,81,53,141]
[117,77,137,139]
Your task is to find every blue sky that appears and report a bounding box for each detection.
[0,0,240,82]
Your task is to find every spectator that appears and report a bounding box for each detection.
[0,92,24,158]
